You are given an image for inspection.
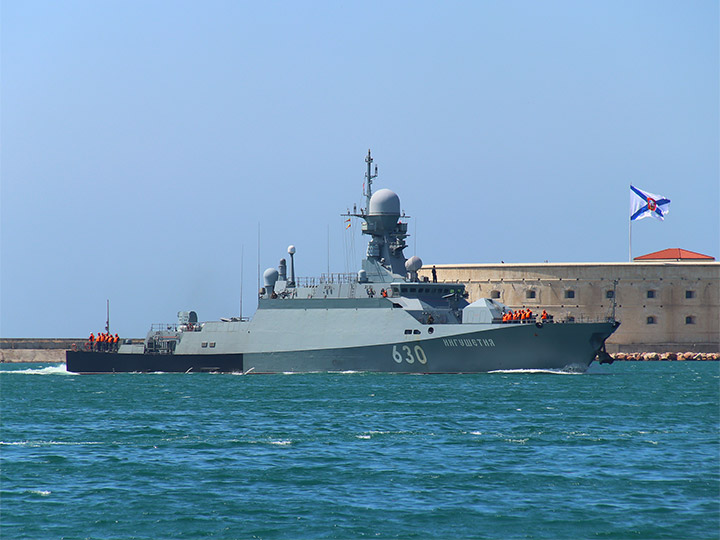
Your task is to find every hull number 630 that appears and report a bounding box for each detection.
[392,344,428,365]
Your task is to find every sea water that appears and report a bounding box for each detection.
[1,362,718,539]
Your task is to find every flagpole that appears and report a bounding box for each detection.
[629,219,632,262]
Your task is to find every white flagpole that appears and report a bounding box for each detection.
[629,219,632,262]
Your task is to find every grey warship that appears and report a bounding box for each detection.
[67,151,619,374]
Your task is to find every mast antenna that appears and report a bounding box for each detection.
[240,244,244,319]
[365,149,378,212]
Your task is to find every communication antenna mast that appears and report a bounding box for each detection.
[364,149,378,213]
[240,244,244,319]
[105,299,110,334]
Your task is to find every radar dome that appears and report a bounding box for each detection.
[263,267,279,288]
[405,256,423,272]
[369,189,400,216]
[368,189,401,232]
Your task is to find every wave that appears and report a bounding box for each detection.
[488,368,583,375]
[1,364,71,375]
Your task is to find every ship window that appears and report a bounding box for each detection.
[647,290,655,299]
[413,329,421,335]
[646,316,656,325]
[409,288,416,293]
[685,316,695,325]
[567,316,575,322]
[526,290,536,299]
[685,290,695,299]
[491,291,501,299]
[392,287,399,294]
[606,290,614,299]
[201,342,208,348]
[401,287,407,293]
[565,290,575,299]
[404,329,412,335]
[428,327,434,334]
[209,342,216,348]
[392,303,402,308]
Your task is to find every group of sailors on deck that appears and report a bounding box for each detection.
[87,332,120,352]
[502,309,551,323]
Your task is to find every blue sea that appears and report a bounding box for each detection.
[1,362,718,539]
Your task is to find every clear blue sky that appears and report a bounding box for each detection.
[2,1,718,337]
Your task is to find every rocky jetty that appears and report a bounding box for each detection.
[611,352,719,361]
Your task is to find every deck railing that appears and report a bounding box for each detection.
[295,273,357,288]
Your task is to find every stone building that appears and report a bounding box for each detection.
[420,248,719,354]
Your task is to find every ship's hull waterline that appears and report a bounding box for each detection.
[66,321,617,374]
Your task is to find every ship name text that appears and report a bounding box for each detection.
[442,338,496,348]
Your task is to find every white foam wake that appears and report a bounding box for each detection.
[1,364,71,375]
[488,368,583,375]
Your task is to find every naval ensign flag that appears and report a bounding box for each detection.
[629,185,671,261]
[630,185,671,221]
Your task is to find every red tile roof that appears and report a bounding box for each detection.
[634,248,715,261]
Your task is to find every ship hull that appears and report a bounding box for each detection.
[66,321,616,374]
[66,351,244,374]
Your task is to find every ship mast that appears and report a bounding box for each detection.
[365,149,377,214]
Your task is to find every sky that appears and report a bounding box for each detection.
[1,0,718,338]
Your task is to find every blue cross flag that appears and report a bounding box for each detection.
[630,185,671,221]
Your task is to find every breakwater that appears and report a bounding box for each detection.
[612,351,719,361]
[0,338,142,363]
[0,339,79,363]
